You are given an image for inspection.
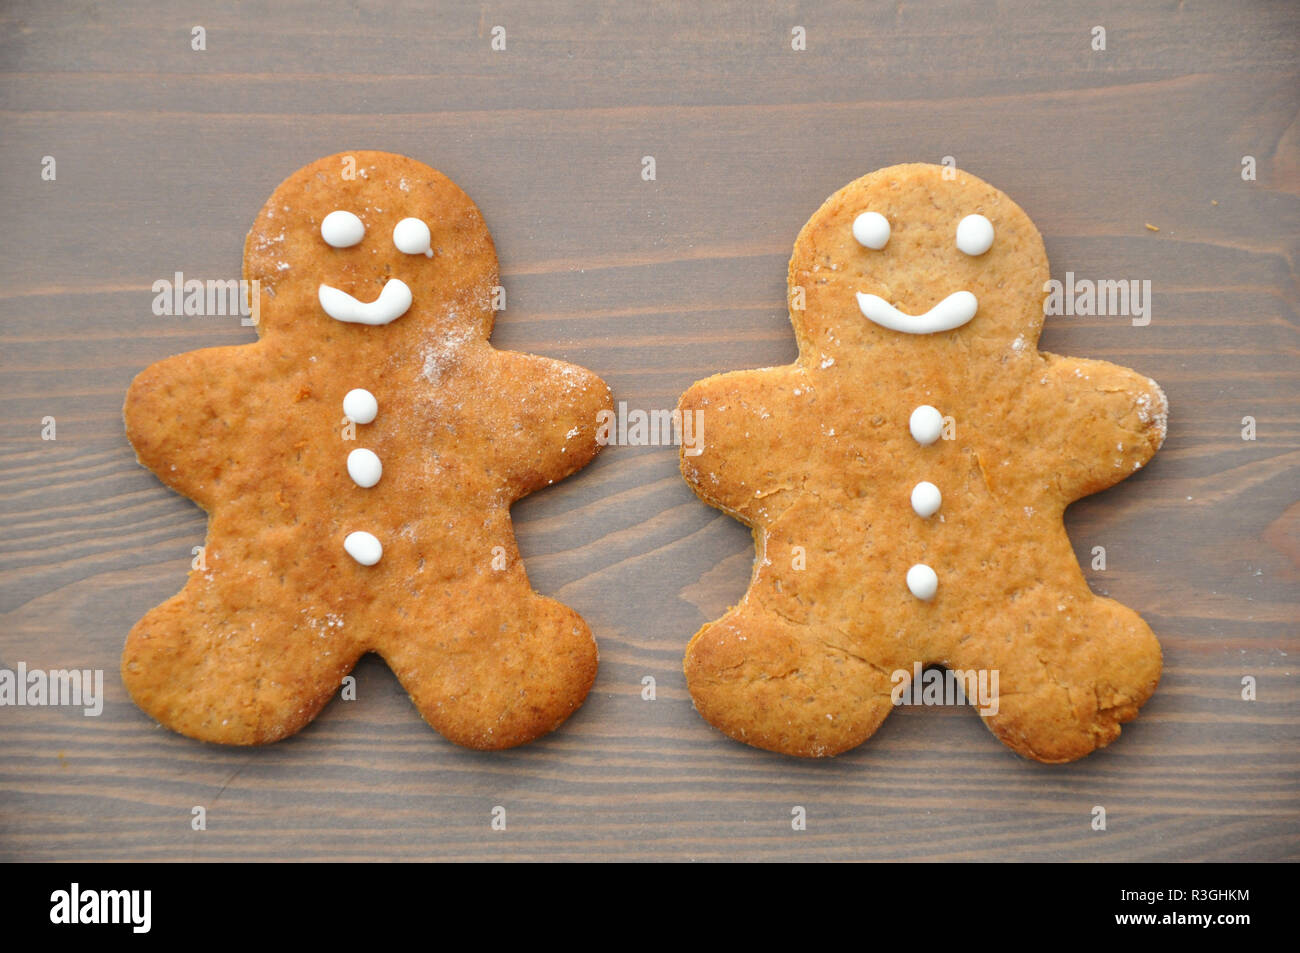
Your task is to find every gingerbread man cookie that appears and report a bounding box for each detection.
[123,151,611,747]
[678,163,1167,762]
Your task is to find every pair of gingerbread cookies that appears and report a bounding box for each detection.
[123,154,1166,763]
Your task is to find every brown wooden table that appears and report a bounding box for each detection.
[2,0,1296,861]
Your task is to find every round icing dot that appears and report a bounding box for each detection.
[342,388,378,424]
[347,448,382,488]
[393,217,433,256]
[956,214,994,256]
[852,211,891,250]
[906,563,938,601]
[321,210,365,248]
[911,481,942,518]
[909,405,944,445]
[344,531,382,566]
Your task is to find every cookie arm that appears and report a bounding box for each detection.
[677,367,806,523]
[1033,354,1168,500]
[486,351,613,500]
[123,345,262,509]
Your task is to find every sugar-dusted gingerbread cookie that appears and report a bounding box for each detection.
[123,151,611,747]
[678,163,1167,762]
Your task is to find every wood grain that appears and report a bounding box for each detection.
[1,0,1296,861]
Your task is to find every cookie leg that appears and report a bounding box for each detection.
[959,595,1162,763]
[684,601,896,757]
[379,589,598,750]
[122,585,363,745]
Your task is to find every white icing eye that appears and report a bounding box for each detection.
[852,211,890,250]
[956,214,994,256]
[393,217,433,256]
[321,210,364,248]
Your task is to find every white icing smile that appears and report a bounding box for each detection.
[319,279,412,325]
[855,290,978,335]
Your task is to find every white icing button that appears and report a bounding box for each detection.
[906,564,938,601]
[911,481,942,518]
[909,405,944,445]
[318,278,412,325]
[393,217,433,257]
[347,448,382,488]
[321,210,365,248]
[344,531,382,566]
[342,388,378,424]
[852,211,890,250]
[956,214,994,256]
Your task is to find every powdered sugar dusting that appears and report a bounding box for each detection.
[1135,378,1169,446]
[420,318,472,384]
[552,362,594,395]
[300,608,345,635]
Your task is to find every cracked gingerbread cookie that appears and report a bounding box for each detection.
[678,163,1167,762]
[123,151,611,747]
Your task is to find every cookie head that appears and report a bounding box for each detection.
[243,151,499,348]
[789,163,1049,360]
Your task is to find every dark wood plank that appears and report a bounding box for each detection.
[1,0,1296,861]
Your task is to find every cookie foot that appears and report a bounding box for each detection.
[123,588,362,745]
[974,598,1162,763]
[382,590,598,750]
[684,602,895,757]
